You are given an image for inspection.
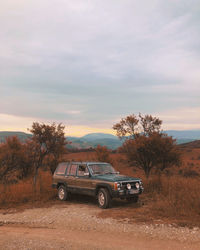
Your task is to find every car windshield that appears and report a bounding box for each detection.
[88,164,118,175]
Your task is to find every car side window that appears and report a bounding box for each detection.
[69,164,78,176]
[56,163,68,175]
[77,165,89,177]
[66,165,70,176]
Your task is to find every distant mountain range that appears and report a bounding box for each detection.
[67,133,122,149]
[0,130,200,149]
[0,131,32,143]
[179,139,200,149]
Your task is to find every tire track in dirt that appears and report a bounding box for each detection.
[0,203,200,250]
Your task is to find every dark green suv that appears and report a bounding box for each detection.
[52,162,144,209]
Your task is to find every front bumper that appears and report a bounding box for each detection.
[111,187,144,198]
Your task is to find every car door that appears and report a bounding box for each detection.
[53,162,69,186]
[66,163,78,193]
[75,164,95,196]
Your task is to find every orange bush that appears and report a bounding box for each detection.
[0,171,56,205]
[144,175,200,219]
[1,151,200,227]
[95,145,112,163]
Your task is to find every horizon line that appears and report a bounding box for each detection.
[0,128,200,138]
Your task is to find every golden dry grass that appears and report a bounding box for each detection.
[1,148,200,227]
[0,171,56,206]
[144,175,200,221]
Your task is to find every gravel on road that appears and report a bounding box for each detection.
[0,202,200,250]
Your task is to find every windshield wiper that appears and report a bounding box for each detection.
[93,171,101,175]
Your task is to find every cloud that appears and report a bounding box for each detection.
[157,107,200,130]
[0,0,200,133]
[0,113,34,132]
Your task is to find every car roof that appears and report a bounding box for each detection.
[60,162,109,165]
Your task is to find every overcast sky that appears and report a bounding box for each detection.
[0,0,200,136]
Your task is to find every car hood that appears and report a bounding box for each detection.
[92,174,140,182]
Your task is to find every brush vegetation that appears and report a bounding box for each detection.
[0,117,200,227]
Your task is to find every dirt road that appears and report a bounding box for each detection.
[0,201,200,250]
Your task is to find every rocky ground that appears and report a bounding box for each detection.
[0,201,200,250]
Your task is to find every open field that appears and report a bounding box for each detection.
[0,144,200,249]
[1,145,200,227]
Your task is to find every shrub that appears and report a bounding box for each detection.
[0,137,33,183]
[0,171,56,205]
[181,168,199,178]
[28,122,68,186]
[143,175,200,221]
[113,114,181,178]
[95,145,112,163]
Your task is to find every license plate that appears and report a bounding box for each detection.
[129,189,139,194]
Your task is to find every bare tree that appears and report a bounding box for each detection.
[113,114,139,139]
[113,113,162,139]
[139,113,162,136]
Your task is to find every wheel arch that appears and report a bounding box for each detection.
[57,182,67,189]
[95,183,113,196]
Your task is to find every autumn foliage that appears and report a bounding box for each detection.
[0,116,199,227]
[28,122,67,185]
[114,114,181,178]
[95,145,112,163]
[0,122,68,186]
[0,137,33,183]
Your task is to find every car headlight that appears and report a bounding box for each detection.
[135,182,140,189]
[127,183,131,190]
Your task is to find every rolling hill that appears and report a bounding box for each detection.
[0,130,200,149]
[165,130,200,139]
[0,131,32,143]
[66,133,122,149]
[179,139,200,149]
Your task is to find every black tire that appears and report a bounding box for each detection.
[58,185,68,201]
[126,195,139,203]
[97,188,111,209]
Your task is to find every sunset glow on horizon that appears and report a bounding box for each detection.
[0,111,199,137]
[0,1,199,134]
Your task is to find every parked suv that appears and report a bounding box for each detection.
[52,162,144,209]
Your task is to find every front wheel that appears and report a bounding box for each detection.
[97,188,111,209]
[58,185,68,201]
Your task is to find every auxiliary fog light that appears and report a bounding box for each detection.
[127,183,131,190]
[135,182,140,189]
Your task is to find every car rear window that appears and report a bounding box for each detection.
[56,163,68,175]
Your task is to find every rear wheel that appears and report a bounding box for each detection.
[97,188,111,209]
[58,185,68,201]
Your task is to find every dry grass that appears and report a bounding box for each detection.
[1,148,200,227]
[0,171,56,206]
[98,175,200,227]
[144,175,200,222]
